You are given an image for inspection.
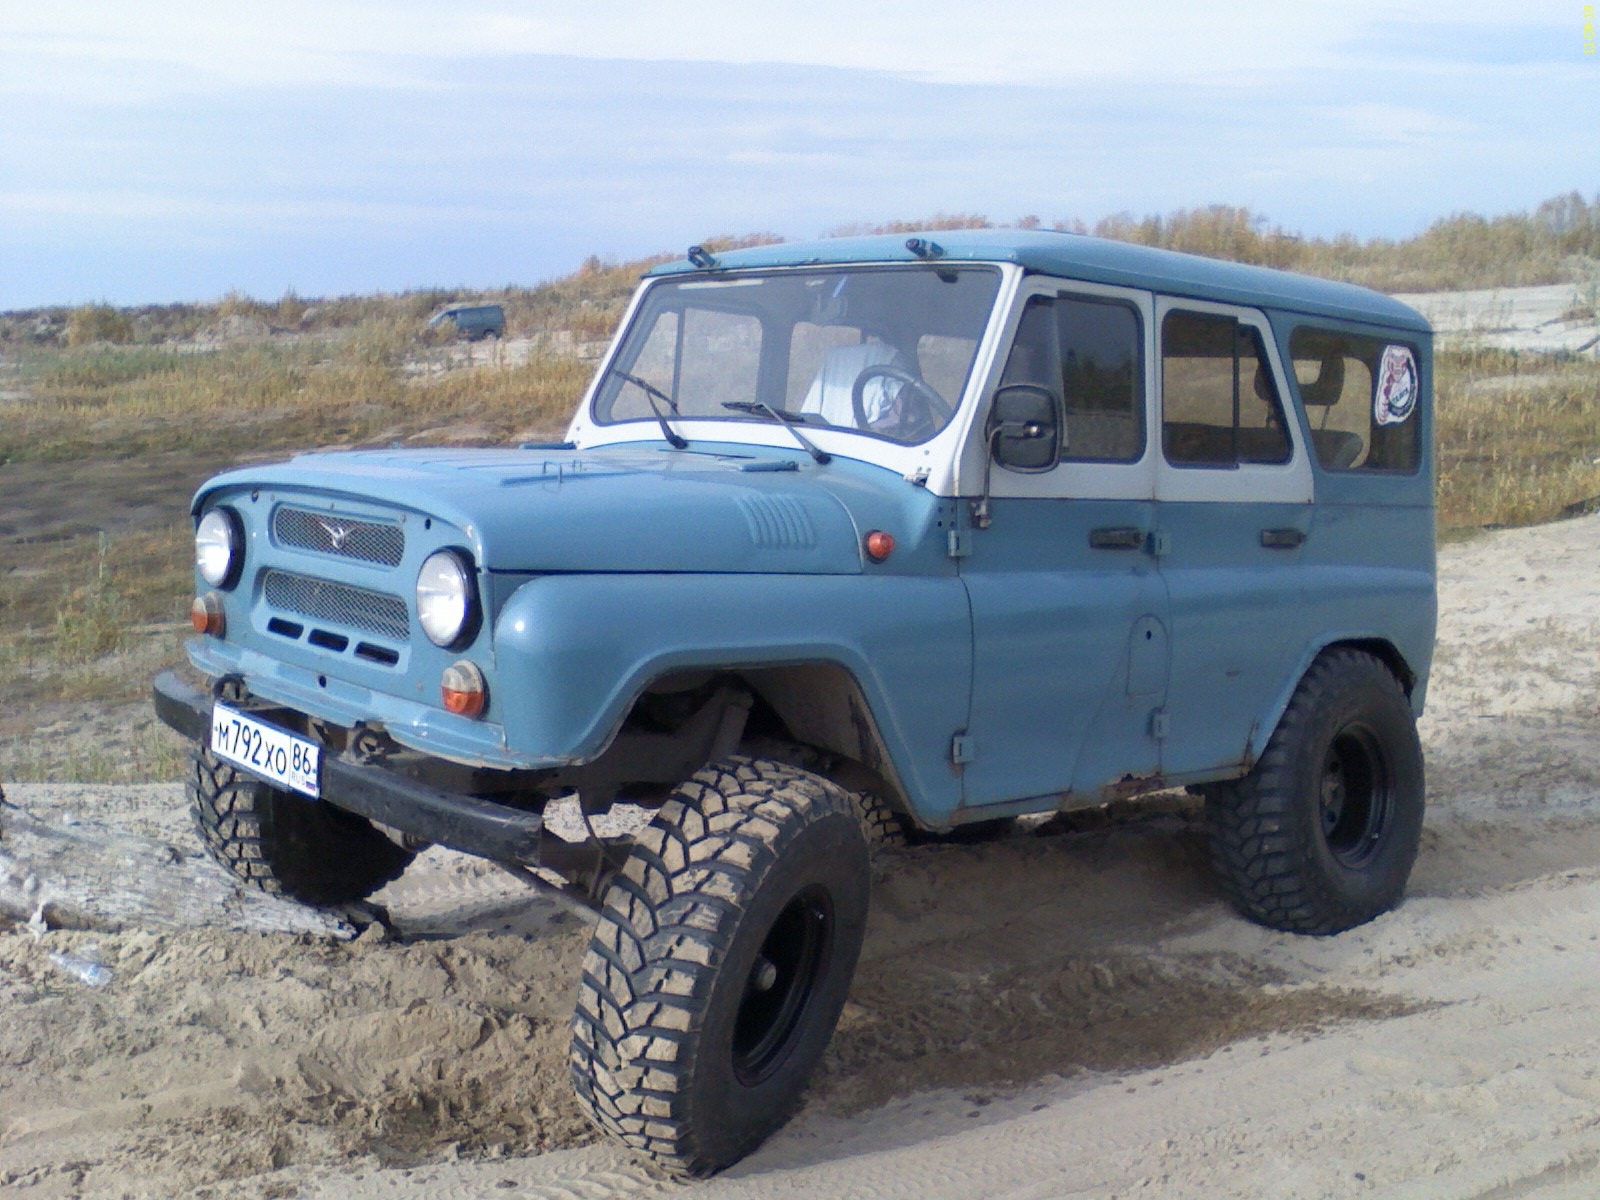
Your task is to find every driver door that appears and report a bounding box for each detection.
[957,279,1169,814]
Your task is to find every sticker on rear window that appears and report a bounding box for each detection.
[1374,345,1418,426]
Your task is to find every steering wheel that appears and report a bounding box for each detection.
[850,364,952,440]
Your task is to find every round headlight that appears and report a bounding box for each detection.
[196,508,242,588]
[417,550,476,647]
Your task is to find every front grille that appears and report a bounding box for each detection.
[262,570,410,641]
[273,507,405,567]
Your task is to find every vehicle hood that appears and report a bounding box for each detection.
[197,445,871,574]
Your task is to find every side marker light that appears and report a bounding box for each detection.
[865,531,895,562]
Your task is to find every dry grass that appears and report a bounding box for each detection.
[1434,350,1600,530]
[1,731,188,784]
[0,620,191,782]
[836,190,1600,293]
[0,335,589,467]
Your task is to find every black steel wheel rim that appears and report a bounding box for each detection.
[1318,723,1394,869]
[732,884,833,1087]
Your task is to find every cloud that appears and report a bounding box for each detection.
[2,0,1577,98]
[1312,104,1482,146]
[0,4,1590,307]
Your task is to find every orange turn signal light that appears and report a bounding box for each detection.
[191,593,225,637]
[864,530,895,563]
[441,660,487,718]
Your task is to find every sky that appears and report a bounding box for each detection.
[0,1,1594,309]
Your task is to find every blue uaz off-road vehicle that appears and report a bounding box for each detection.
[155,230,1434,1175]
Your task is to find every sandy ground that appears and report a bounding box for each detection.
[1,509,1597,1199]
[1393,282,1600,356]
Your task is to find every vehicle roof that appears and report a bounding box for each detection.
[648,230,1430,334]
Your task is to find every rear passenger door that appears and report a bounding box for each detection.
[1153,299,1315,778]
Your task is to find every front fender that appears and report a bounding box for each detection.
[492,572,973,821]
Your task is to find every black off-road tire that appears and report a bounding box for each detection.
[188,747,413,907]
[568,757,871,1176]
[847,788,908,849]
[739,735,908,849]
[1206,649,1425,935]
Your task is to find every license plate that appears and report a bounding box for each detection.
[210,703,321,798]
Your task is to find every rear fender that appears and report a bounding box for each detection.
[1247,633,1428,768]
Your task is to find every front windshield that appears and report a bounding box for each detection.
[592,264,1002,445]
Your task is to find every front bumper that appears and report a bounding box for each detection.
[153,670,546,865]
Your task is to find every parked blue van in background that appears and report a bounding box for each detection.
[156,229,1433,1176]
[427,302,505,341]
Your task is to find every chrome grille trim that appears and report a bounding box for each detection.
[273,507,405,567]
[262,570,410,641]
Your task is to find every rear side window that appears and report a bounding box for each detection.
[1288,328,1421,472]
[1161,310,1290,467]
[999,293,1144,463]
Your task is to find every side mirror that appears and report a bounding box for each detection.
[988,384,1063,472]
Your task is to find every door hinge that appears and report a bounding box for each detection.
[1149,708,1170,739]
[951,733,976,765]
[947,528,972,558]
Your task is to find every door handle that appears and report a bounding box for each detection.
[1089,527,1145,551]
[1260,528,1307,549]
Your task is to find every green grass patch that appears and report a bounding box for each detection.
[14,343,188,394]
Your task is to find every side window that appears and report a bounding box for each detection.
[1289,328,1421,472]
[1162,310,1290,467]
[998,293,1144,464]
[1058,296,1142,462]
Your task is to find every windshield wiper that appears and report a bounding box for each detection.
[721,401,831,464]
[611,369,687,449]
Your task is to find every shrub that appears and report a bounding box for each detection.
[52,537,131,662]
[65,303,135,346]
